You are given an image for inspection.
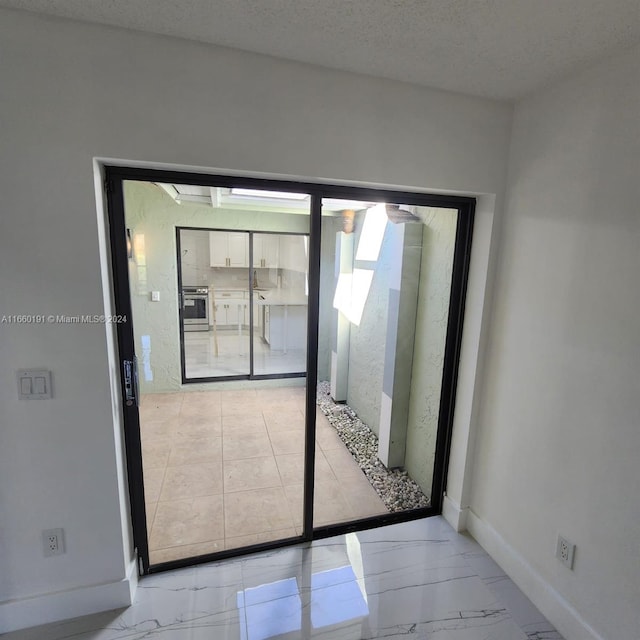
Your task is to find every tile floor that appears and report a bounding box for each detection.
[4,517,564,639]
[140,385,388,564]
[184,330,306,378]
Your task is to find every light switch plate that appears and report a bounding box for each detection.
[17,369,52,399]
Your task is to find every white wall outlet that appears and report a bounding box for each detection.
[556,534,575,569]
[43,528,65,557]
[151,291,160,302]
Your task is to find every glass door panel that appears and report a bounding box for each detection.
[313,198,458,528]
[252,233,308,377]
[122,179,311,566]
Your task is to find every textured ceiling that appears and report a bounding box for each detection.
[1,0,638,100]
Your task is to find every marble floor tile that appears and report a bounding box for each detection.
[3,517,563,640]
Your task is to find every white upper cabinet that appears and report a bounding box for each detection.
[279,235,308,272]
[228,233,248,267]
[181,229,212,284]
[253,234,280,268]
[209,231,248,268]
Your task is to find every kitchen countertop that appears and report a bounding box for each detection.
[256,291,308,306]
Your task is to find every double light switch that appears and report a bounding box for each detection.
[17,369,52,399]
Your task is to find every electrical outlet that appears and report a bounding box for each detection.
[556,535,575,569]
[43,528,65,557]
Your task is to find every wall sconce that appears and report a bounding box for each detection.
[126,229,133,260]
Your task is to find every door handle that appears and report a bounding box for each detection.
[123,358,139,407]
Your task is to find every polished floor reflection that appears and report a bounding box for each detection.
[5,517,563,640]
[184,330,306,378]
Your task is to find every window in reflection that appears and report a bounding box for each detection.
[237,566,369,640]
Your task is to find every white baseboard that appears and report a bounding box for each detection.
[0,559,138,634]
[442,494,468,532]
[466,510,605,640]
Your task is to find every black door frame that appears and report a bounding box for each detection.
[105,165,475,575]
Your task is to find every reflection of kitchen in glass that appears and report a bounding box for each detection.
[179,228,308,380]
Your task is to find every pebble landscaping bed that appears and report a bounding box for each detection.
[316,381,430,512]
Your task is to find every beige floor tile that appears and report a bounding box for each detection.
[141,437,173,469]
[182,390,221,404]
[219,389,258,402]
[179,401,222,419]
[146,501,158,531]
[143,467,166,503]
[149,539,224,564]
[140,394,183,420]
[159,462,223,501]
[140,418,175,440]
[224,487,295,536]
[275,452,335,485]
[263,410,305,432]
[149,495,225,549]
[322,445,365,479]
[221,400,263,416]
[316,427,344,451]
[140,393,184,409]
[222,413,267,434]
[173,414,222,439]
[341,473,388,518]
[224,456,281,492]
[167,437,222,466]
[282,484,304,526]
[254,386,305,401]
[274,454,306,485]
[268,429,305,455]
[223,431,273,460]
[225,528,298,551]
[313,478,356,526]
[313,450,339,481]
[315,410,334,430]
[260,399,306,414]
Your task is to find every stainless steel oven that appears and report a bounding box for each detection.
[182,286,209,332]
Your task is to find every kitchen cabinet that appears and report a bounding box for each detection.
[212,289,246,326]
[209,231,248,268]
[181,229,211,285]
[279,235,308,272]
[253,234,280,268]
[261,303,306,351]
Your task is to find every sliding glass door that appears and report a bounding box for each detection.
[311,198,460,530]
[107,166,473,573]
[176,200,310,383]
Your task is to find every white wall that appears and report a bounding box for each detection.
[467,45,640,640]
[0,8,511,631]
